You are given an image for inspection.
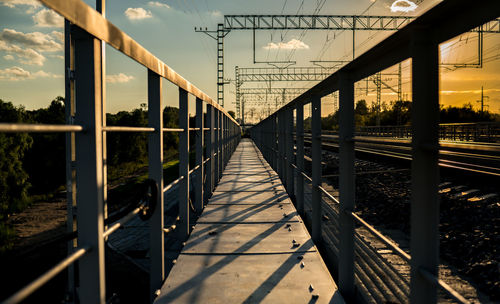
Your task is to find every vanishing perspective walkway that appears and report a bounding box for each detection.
[154,139,344,303]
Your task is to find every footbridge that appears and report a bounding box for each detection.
[1,0,499,303]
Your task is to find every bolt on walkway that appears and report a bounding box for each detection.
[155,139,344,303]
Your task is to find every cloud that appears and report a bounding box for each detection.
[0,28,63,52]
[209,10,222,17]
[50,54,64,60]
[4,54,14,60]
[0,41,46,65]
[263,39,310,50]
[148,1,170,9]
[390,0,417,13]
[51,31,64,42]
[106,73,135,84]
[0,66,61,81]
[33,9,64,27]
[440,89,500,95]
[125,8,153,20]
[0,0,40,9]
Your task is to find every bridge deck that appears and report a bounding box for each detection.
[154,139,343,303]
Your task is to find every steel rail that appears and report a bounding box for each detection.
[350,212,411,262]
[2,247,89,304]
[0,123,83,133]
[419,267,470,304]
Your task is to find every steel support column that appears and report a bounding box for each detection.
[410,29,440,304]
[311,96,322,243]
[214,110,219,185]
[296,104,304,215]
[178,88,189,240]
[73,26,106,304]
[339,73,355,302]
[148,70,164,300]
[195,98,204,213]
[206,105,214,197]
[286,109,295,201]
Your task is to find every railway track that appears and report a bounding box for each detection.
[303,133,500,176]
[297,135,499,302]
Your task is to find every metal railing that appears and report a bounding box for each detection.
[0,0,240,303]
[354,122,500,143]
[250,1,498,303]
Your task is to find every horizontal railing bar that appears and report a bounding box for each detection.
[163,224,176,234]
[419,267,470,304]
[350,211,411,262]
[163,176,184,193]
[102,126,155,133]
[203,158,210,164]
[0,123,83,133]
[38,0,239,126]
[2,247,89,304]
[188,128,200,131]
[103,205,143,238]
[291,163,313,183]
[203,128,211,131]
[318,185,339,204]
[189,165,200,175]
[163,216,180,234]
[163,128,184,132]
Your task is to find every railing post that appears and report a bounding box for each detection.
[311,96,322,243]
[214,109,219,186]
[279,111,285,184]
[410,29,439,304]
[296,103,304,215]
[286,109,295,201]
[64,19,77,302]
[148,70,164,300]
[73,26,106,304]
[195,98,204,213]
[178,88,189,240]
[339,73,355,301]
[206,104,213,198]
[273,114,278,171]
[218,111,223,179]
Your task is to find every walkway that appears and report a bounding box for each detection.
[154,139,343,303]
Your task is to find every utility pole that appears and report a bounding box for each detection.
[477,86,489,113]
[195,24,230,107]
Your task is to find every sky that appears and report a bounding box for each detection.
[0,0,499,120]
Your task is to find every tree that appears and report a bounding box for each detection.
[24,97,66,193]
[0,100,32,219]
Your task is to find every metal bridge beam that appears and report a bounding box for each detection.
[73,26,106,304]
[148,70,164,300]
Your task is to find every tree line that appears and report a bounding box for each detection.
[316,100,499,130]
[0,97,182,248]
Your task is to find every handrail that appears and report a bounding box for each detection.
[2,247,89,304]
[0,123,83,133]
[38,0,238,126]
